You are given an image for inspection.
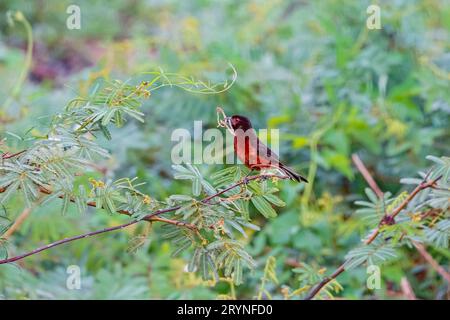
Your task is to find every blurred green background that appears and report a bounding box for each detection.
[0,0,449,299]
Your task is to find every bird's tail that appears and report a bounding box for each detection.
[279,164,308,183]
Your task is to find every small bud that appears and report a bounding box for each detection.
[14,11,25,22]
[142,195,152,204]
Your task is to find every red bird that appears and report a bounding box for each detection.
[226,115,308,183]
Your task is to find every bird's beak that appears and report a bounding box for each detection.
[224,117,235,136]
[225,117,232,129]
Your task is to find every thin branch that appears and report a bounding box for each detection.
[2,207,32,240]
[352,154,383,198]
[0,221,137,265]
[1,149,27,160]
[400,277,417,300]
[36,185,190,226]
[304,265,345,300]
[364,174,441,245]
[2,196,43,239]
[304,158,442,300]
[0,173,288,265]
[355,157,450,283]
[413,242,450,284]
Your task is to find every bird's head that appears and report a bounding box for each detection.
[227,115,253,131]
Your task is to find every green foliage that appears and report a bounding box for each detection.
[355,189,393,227]
[344,239,398,270]
[425,220,450,248]
[0,161,46,206]
[172,164,216,196]
[257,256,278,300]
[0,0,449,300]
[292,263,343,299]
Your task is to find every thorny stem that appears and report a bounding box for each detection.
[304,155,443,300]
[0,173,289,265]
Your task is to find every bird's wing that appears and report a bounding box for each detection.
[235,129,280,167]
[257,139,278,159]
[254,135,281,167]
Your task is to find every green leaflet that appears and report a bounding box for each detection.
[251,196,277,218]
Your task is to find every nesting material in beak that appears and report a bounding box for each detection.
[224,117,235,135]
[216,106,236,136]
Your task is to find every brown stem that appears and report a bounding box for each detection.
[36,185,190,226]
[355,158,450,284]
[1,149,27,160]
[365,175,441,245]
[1,196,44,239]
[352,154,383,198]
[400,277,417,300]
[0,220,137,265]
[0,173,288,265]
[2,207,33,239]
[413,242,450,284]
[304,157,442,300]
[304,264,346,300]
